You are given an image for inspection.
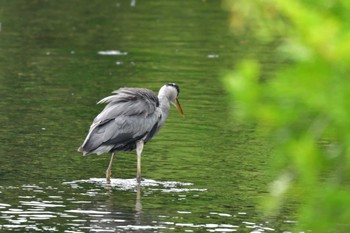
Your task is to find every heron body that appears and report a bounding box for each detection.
[78,83,183,183]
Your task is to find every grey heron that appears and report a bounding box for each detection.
[78,83,184,183]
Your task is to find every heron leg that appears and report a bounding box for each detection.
[106,152,115,184]
[136,141,144,183]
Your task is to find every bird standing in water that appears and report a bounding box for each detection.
[78,83,184,183]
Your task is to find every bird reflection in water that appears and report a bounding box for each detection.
[135,184,142,225]
[104,179,143,227]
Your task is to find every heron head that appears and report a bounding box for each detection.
[160,83,184,116]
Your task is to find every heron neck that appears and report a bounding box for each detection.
[158,95,171,120]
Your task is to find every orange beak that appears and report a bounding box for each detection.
[175,98,184,117]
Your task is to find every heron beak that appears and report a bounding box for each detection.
[175,98,184,117]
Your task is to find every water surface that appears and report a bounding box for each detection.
[0,0,295,232]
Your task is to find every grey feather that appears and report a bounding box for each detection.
[96,88,158,117]
[78,87,162,155]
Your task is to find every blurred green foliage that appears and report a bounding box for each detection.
[223,0,350,231]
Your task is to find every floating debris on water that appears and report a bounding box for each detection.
[207,54,219,58]
[97,50,128,56]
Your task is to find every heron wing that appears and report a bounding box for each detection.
[80,113,160,155]
[78,87,161,155]
[94,87,159,124]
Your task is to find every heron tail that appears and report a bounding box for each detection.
[77,146,89,156]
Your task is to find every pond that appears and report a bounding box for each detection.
[0,0,296,232]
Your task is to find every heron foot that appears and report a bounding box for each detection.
[136,176,143,184]
[106,153,115,185]
[106,169,112,184]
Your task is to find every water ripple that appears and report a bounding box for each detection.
[0,181,290,232]
[63,178,207,193]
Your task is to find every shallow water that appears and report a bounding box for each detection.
[0,0,296,232]
[0,178,289,232]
